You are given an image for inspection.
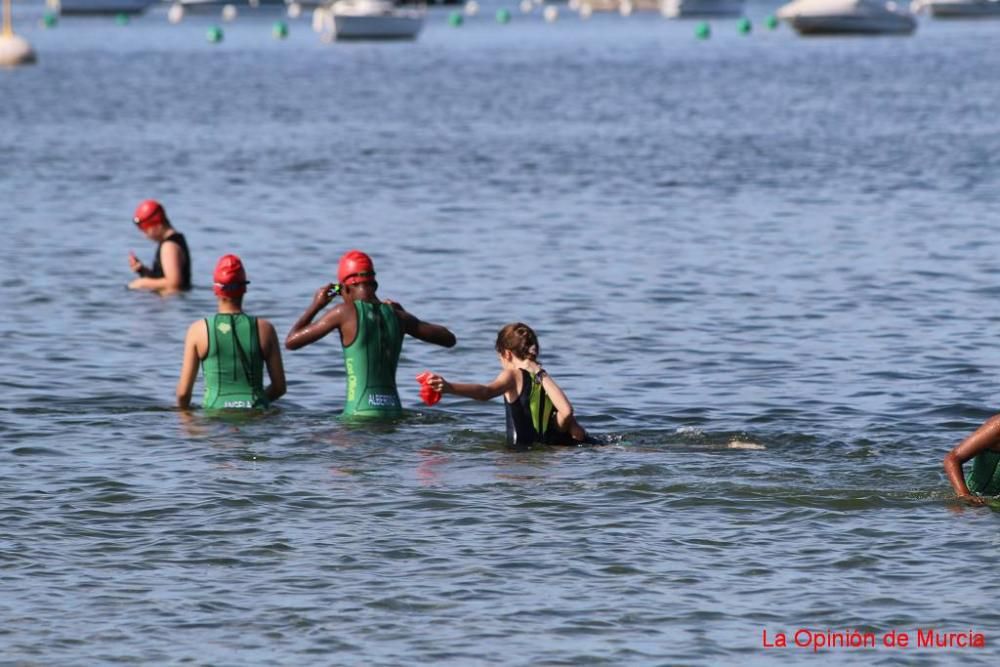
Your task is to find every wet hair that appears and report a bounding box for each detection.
[495,322,539,362]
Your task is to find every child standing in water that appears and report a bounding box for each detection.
[425,323,590,447]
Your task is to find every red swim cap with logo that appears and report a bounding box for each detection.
[213,254,249,298]
[133,199,166,229]
[337,250,376,286]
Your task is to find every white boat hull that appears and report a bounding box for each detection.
[660,0,745,17]
[778,0,917,34]
[333,14,424,40]
[787,13,916,31]
[913,0,1000,17]
[53,0,157,14]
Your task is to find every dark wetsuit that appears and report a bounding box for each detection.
[504,369,578,447]
[146,232,191,290]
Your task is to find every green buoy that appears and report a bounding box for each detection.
[41,11,58,28]
[694,21,710,40]
[737,18,751,35]
[115,12,129,25]
[207,25,224,43]
[765,15,779,30]
[272,20,289,39]
[448,10,463,26]
[496,8,511,23]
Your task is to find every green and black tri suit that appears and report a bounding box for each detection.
[201,313,268,410]
[341,300,404,418]
[504,369,577,447]
[966,450,1000,496]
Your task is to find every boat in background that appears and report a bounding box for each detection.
[660,0,745,17]
[326,0,425,40]
[911,0,1000,17]
[177,0,295,9]
[777,0,917,34]
[48,0,157,14]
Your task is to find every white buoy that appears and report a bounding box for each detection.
[519,0,533,12]
[221,3,237,21]
[464,0,479,16]
[1,0,35,67]
[167,2,184,23]
[311,6,325,32]
[543,5,558,21]
[567,0,580,9]
[287,1,302,18]
[0,33,35,67]
[579,2,592,18]
[619,0,633,16]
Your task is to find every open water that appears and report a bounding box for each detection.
[2,4,1000,664]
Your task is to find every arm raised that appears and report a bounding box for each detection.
[285,285,343,350]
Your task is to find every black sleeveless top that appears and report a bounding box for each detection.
[504,369,576,447]
[150,232,191,291]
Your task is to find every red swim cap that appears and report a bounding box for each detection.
[338,250,376,286]
[133,199,166,229]
[213,254,249,298]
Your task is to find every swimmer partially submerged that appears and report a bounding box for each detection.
[424,322,590,447]
[944,415,1000,505]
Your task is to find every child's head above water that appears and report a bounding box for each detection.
[495,322,539,363]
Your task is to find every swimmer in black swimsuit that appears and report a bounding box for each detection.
[127,199,191,294]
[425,322,589,447]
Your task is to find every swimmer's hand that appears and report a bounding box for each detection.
[382,298,402,311]
[312,283,338,308]
[960,494,988,506]
[424,372,451,394]
[128,251,145,275]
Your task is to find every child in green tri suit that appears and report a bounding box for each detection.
[944,416,1000,504]
[176,255,287,410]
[425,322,590,447]
[285,250,456,418]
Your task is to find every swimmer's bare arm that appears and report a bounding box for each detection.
[128,242,186,293]
[285,284,345,350]
[426,369,516,402]
[176,320,208,409]
[258,319,287,402]
[384,301,457,348]
[943,415,1000,504]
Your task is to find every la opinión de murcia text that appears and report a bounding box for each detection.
[762,628,985,652]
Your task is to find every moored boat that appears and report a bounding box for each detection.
[777,0,917,34]
[911,0,1000,17]
[660,0,745,18]
[49,0,157,15]
[327,0,424,40]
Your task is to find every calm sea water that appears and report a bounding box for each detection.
[2,4,1000,664]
